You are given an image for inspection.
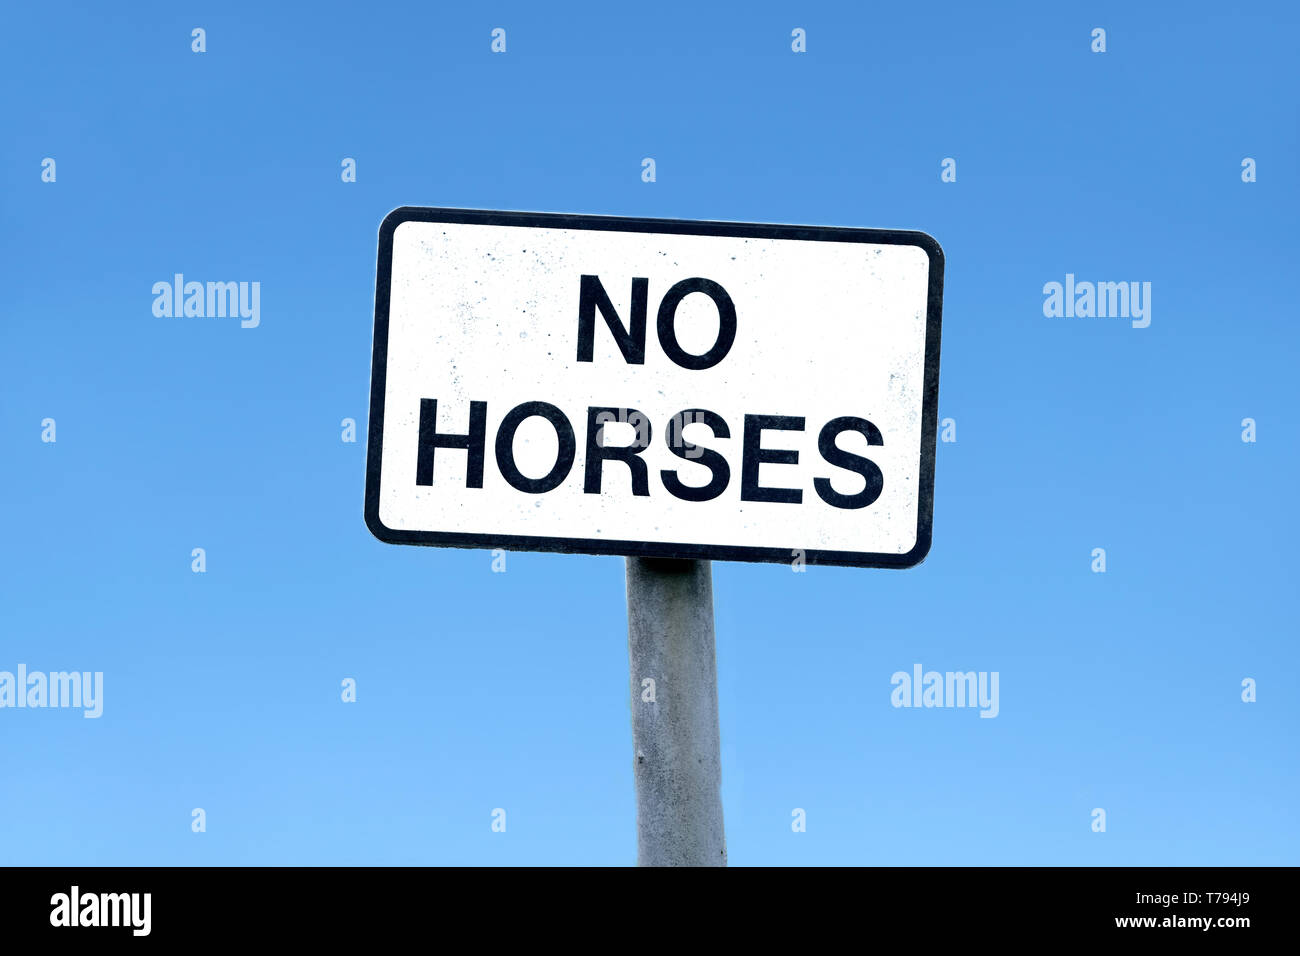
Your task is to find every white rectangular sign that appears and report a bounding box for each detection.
[365,208,943,568]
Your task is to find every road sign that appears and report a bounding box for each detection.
[365,207,943,568]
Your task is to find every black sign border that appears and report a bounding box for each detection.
[365,206,943,569]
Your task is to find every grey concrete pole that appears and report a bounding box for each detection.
[625,557,727,867]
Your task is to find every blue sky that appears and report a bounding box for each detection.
[1,0,1296,865]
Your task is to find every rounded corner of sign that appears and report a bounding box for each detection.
[379,206,418,240]
[909,232,944,271]
[898,531,933,569]
[364,503,400,544]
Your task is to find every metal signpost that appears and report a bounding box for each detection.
[365,207,944,865]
